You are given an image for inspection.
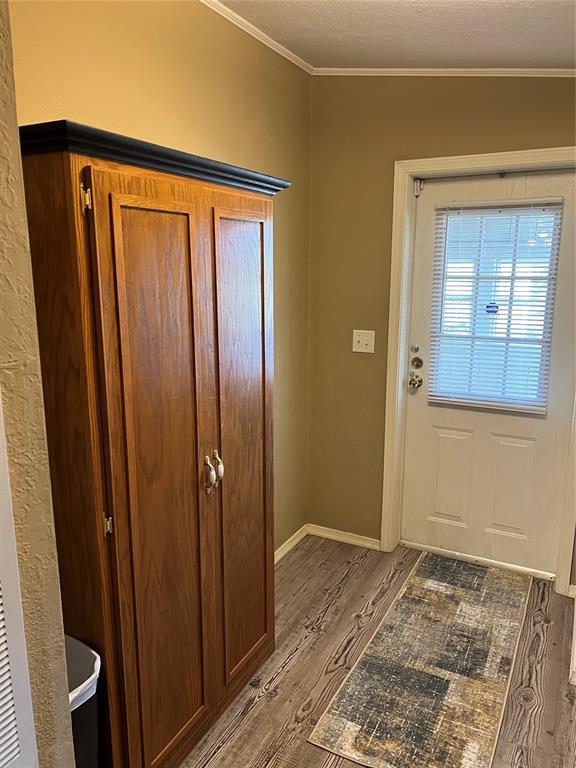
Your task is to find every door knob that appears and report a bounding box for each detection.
[408,373,423,391]
[204,456,217,494]
[213,449,224,486]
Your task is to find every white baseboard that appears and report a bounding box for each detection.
[274,524,309,564]
[401,540,556,582]
[275,528,556,583]
[306,524,381,551]
[274,524,381,564]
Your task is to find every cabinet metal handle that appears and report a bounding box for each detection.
[204,456,217,494]
[213,450,224,486]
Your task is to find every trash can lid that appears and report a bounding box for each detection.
[65,635,101,712]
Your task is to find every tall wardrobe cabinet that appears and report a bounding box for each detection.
[20,122,289,768]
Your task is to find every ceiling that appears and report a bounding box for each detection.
[215,0,576,72]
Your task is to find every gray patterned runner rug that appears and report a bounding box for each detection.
[309,552,531,768]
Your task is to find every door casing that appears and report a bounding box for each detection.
[380,146,576,594]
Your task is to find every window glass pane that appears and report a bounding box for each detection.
[429,203,561,412]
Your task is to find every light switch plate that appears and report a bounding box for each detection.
[352,329,375,354]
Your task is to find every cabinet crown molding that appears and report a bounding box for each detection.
[19,120,291,197]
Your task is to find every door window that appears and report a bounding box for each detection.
[429,203,563,413]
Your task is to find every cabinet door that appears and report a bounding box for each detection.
[207,190,274,693]
[86,168,219,768]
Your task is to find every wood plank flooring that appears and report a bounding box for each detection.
[181,537,576,768]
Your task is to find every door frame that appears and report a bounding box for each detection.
[380,145,576,594]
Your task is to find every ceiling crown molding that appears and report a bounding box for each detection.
[198,0,314,73]
[313,67,576,77]
[198,0,576,78]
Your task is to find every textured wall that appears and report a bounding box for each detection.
[309,76,576,540]
[9,0,311,549]
[0,3,75,765]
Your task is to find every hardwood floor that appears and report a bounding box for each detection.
[181,536,576,768]
[494,580,576,768]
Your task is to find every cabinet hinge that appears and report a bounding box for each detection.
[80,182,93,215]
[104,516,113,536]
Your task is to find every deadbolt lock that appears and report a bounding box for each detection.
[410,356,423,369]
[408,372,423,391]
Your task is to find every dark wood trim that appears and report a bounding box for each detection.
[19,120,291,197]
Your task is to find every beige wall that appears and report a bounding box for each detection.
[8,4,576,550]
[0,3,74,765]
[9,0,311,548]
[309,76,576,539]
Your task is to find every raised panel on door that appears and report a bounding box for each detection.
[88,169,219,768]
[484,434,535,541]
[113,197,206,766]
[210,196,274,687]
[428,427,474,528]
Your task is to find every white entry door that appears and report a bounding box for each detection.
[401,171,575,575]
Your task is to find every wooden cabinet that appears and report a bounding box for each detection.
[20,122,288,768]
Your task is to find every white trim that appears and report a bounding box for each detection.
[571,600,576,686]
[556,396,576,595]
[401,540,555,582]
[313,68,576,78]
[392,147,576,179]
[381,147,576,594]
[197,0,314,73]
[306,524,381,551]
[274,523,381,563]
[274,524,309,564]
[274,522,560,582]
[196,1,576,79]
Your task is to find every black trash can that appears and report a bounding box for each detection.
[66,635,101,768]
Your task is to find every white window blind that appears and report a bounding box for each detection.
[0,581,20,768]
[0,391,38,768]
[429,202,562,413]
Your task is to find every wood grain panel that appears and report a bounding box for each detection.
[214,212,266,680]
[22,152,124,768]
[110,197,206,765]
[87,168,221,768]
[23,152,105,644]
[208,193,274,690]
